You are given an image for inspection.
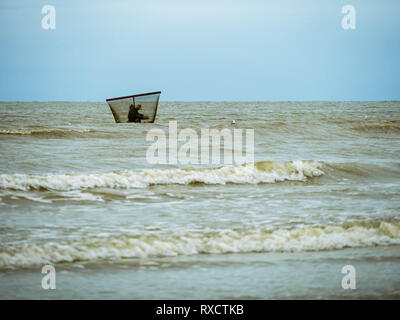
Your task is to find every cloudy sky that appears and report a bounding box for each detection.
[0,0,399,101]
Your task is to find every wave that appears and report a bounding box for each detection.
[1,220,399,269]
[1,161,399,192]
[350,124,400,133]
[0,160,324,191]
[328,119,400,125]
[323,162,400,179]
[0,128,95,137]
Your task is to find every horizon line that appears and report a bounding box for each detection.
[1,99,400,103]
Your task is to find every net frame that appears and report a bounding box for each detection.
[106,91,161,123]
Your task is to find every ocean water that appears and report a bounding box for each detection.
[0,101,399,299]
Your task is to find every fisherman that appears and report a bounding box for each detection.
[128,103,144,123]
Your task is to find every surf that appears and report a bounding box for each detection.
[0,160,324,191]
[1,219,399,269]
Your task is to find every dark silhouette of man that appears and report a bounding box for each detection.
[128,104,144,123]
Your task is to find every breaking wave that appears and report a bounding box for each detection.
[1,220,399,269]
[0,160,324,191]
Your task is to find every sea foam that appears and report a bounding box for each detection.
[1,220,399,269]
[0,160,324,191]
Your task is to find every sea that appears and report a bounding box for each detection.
[0,101,399,299]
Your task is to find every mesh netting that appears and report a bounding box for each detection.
[106,92,160,123]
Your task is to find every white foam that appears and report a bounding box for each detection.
[0,161,324,191]
[1,221,399,269]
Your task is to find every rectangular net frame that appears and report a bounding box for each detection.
[106,91,161,123]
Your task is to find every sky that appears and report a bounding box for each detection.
[0,0,399,101]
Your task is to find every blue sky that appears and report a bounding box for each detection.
[0,0,399,101]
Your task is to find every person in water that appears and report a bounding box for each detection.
[128,103,144,123]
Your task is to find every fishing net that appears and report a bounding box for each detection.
[106,91,161,123]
